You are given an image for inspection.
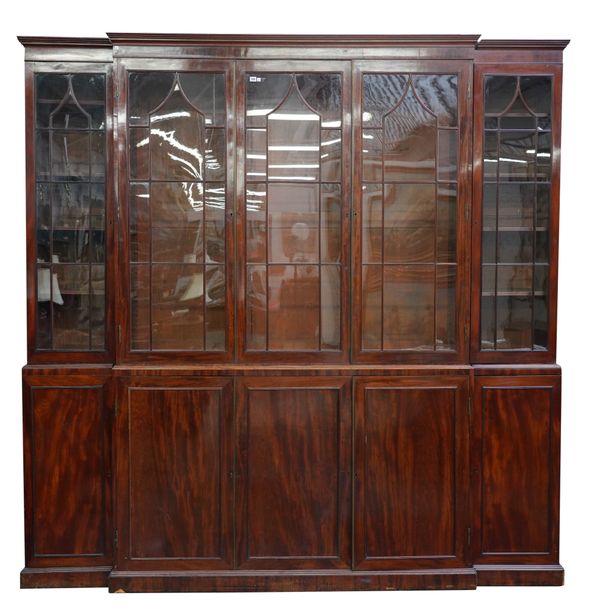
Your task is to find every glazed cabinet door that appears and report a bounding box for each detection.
[116,59,234,362]
[236,61,351,362]
[236,377,351,568]
[471,64,562,362]
[22,372,112,572]
[472,375,561,566]
[352,61,471,363]
[27,61,113,363]
[354,376,470,569]
[114,376,234,570]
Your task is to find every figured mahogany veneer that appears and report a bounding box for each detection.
[18,34,568,592]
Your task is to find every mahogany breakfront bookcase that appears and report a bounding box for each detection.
[18,34,568,592]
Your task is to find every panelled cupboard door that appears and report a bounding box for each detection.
[472,376,561,564]
[22,372,112,568]
[352,61,472,363]
[235,377,351,568]
[115,58,235,363]
[354,376,470,569]
[115,376,233,569]
[471,64,562,363]
[236,61,351,363]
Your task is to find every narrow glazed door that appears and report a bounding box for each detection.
[352,61,471,363]
[354,376,470,569]
[237,61,351,362]
[235,377,351,568]
[28,63,113,362]
[115,376,233,570]
[117,58,234,362]
[471,64,562,363]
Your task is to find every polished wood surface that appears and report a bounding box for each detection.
[236,377,351,568]
[22,372,112,569]
[354,376,469,569]
[115,376,233,569]
[18,34,568,592]
[472,375,561,564]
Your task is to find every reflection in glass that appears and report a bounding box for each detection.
[245,72,343,352]
[128,71,227,351]
[34,72,106,351]
[360,73,458,352]
[481,74,553,350]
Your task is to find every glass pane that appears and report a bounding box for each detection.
[247,74,292,127]
[246,128,266,181]
[268,264,319,350]
[438,129,457,182]
[321,265,341,349]
[205,264,226,350]
[247,265,267,350]
[267,85,320,181]
[34,71,106,351]
[383,184,435,263]
[296,73,341,127]
[151,182,203,226]
[205,184,226,264]
[268,184,319,263]
[130,183,150,262]
[130,128,149,180]
[362,265,382,349]
[481,74,553,352]
[321,129,341,181]
[128,72,175,126]
[362,129,382,181]
[413,75,458,127]
[179,72,226,127]
[383,265,434,350]
[131,264,150,350]
[436,265,456,350]
[362,184,383,263]
[52,264,90,349]
[321,184,341,263]
[437,184,457,263]
[383,85,436,182]
[151,264,205,350]
[246,184,266,263]
[150,87,204,181]
[204,129,225,181]
[362,74,407,128]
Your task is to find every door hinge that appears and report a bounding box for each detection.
[467,79,472,101]
[467,527,471,547]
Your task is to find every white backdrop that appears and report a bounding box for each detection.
[1,1,597,607]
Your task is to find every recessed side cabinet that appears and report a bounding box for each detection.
[18,34,568,592]
[21,371,113,587]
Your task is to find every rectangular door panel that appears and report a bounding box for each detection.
[116,376,233,569]
[473,375,560,563]
[236,377,351,568]
[23,373,112,568]
[354,376,469,569]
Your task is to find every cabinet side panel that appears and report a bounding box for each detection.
[23,375,111,567]
[473,375,560,563]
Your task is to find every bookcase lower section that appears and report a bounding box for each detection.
[21,365,563,592]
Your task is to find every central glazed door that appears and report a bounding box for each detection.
[236,60,351,363]
[352,61,471,363]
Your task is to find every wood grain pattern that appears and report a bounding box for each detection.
[236,377,351,568]
[354,376,470,569]
[22,372,112,568]
[472,376,561,563]
[116,377,233,569]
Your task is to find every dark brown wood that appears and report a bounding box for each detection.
[354,376,470,569]
[115,376,233,570]
[18,34,568,592]
[472,375,561,564]
[108,568,477,591]
[235,377,351,568]
[22,372,113,569]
